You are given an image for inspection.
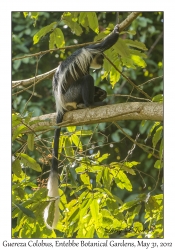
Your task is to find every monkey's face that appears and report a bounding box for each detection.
[90,54,104,69]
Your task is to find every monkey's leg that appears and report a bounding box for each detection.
[81,75,106,107]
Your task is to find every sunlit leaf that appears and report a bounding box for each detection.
[87,12,99,34]
[124,39,148,51]
[90,199,99,222]
[71,134,83,150]
[14,203,35,219]
[27,134,34,151]
[12,124,27,141]
[12,159,22,178]
[33,22,57,44]
[49,28,65,50]
[62,13,83,36]
[17,153,41,172]
[152,126,163,148]
[115,171,132,191]
[80,173,91,186]
[154,159,163,169]
[152,94,163,102]
[64,137,74,160]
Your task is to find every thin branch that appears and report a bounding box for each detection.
[147,32,163,57]
[119,12,141,31]
[138,75,163,87]
[12,42,97,62]
[111,94,151,102]
[17,102,163,134]
[12,67,57,88]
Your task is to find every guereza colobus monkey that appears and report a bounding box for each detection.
[44,25,120,229]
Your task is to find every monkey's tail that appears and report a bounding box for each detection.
[44,112,63,229]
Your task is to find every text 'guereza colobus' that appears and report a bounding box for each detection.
[44,24,120,229]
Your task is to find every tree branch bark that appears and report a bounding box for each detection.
[25,102,163,133]
[12,68,57,88]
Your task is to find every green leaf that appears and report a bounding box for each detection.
[121,30,136,35]
[148,122,160,137]
[133,222,143,233]
[49,28,65,50]
[67,203,80,223]
[62,13,83,36]
[32,188,48,200]
[85,225,95,238]
[159,138,163,159]
[102,167,111,191]
[127,205,141,225]
[97,153,110,163]
[12,124,27,141]
[109,60,122,86]
[115,171,132,191]
[129,48,147,58]
[79,195,93,220]
[114,38,131,58]
[27,134,34,151]
[106,199,119,211]
[76,165,87,173]
[102,215,113,227]
[152,126,163,148]
[59,189,67,210]
[131,55,147,68]
[14,203,35,219]
[120,200,138,212]
[75,130,93,136]
[87,12,99,34]
[12,159,22,178]
[46,201,57,228]
[90,199,99,222]
[124,161,140,168]
[69,167,77,184]
[119,165,136,175]
[17,153,41,172]
[152,94,163,102]
[71,134,83,150]
[79,13,89,29]
[23,12,29,18]
[145,196,159,216]
[124,39,148,51]
[80,173,91,186]
[31,12,39,21]
[33,22,57,44]
[67,126,76,132]
[154,160,163,169]
[96,169,103,187]
[64,137,74,160]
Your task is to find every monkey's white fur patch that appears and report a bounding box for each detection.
[44,171,60,229]
[53,48,101,114]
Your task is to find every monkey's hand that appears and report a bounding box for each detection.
[94,86,107,102]
[113,24,120,34]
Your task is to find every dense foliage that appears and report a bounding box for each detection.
[12,12,163,238]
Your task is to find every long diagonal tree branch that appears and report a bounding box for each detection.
[18,102,163,134]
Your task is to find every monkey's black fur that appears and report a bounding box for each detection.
[44,25,120,229]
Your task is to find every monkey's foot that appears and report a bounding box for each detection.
[65,102,77,111]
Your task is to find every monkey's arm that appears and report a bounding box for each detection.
[86,25,120,52]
